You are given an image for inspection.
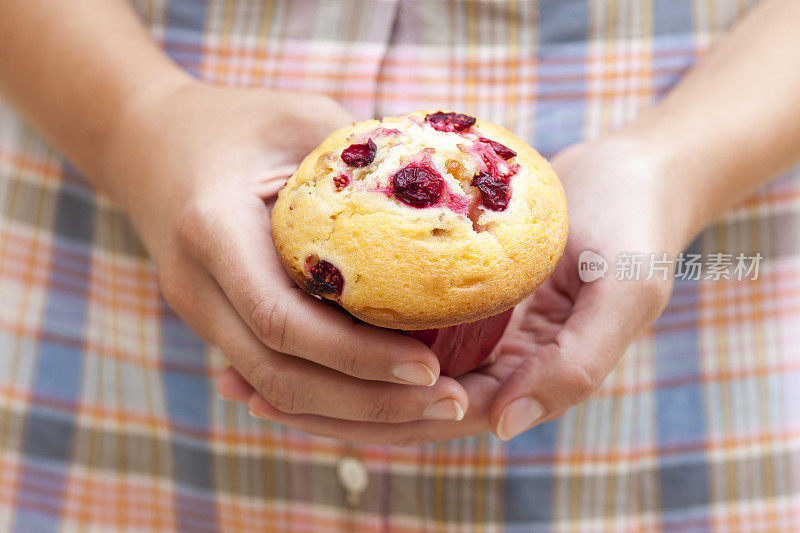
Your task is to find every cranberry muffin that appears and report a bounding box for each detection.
[271,111,569,331]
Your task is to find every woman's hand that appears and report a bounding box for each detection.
[2,0,797,446]
[217,136,681,445]
[107,81,470,424]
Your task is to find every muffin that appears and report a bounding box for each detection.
[271,111,568,374]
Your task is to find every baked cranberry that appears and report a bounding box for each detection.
[308,260,344,296]
[425,112,476,132]
[471,171,510,211]
[392,165,444,207]
[333,174,350,191]
[479,137,516,160]
[341,139,376,167]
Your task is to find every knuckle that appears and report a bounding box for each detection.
[157,268,186,313]
[174,196,216,252]
[528,346,598,405]
[366,395,403,423]
[295,95,350,126]
[640,278,672,314]
[334,350,359,376]
[393,428,437,447]
[252,361,303,414]
[250,297,287,351]
[304,94,339,114]
[393,435,425,448]
[566,362,598,403]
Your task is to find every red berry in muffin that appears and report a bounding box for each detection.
[307,259,344,296]
[391,165,444,207]
[333,174,350,191]
[424,111,476,133]
[341,139,377,167]
[478,137,517,160]
[471,171,510,211]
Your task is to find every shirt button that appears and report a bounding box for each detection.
[337,456,368,505]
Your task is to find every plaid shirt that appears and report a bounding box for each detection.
[2,0,798,531]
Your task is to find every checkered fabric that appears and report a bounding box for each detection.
[2,0,799,531]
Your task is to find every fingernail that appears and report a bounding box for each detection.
[248,409,266,420]
[392,362,436,386]
[497,397,545,441]
[423,399,464,421]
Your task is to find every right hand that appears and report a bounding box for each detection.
[104,79,469,424]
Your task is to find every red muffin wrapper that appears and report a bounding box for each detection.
[405,307,514,377]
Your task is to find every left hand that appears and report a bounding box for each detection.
[217,135,686,446]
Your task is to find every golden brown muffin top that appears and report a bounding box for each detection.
[271,111,569,330]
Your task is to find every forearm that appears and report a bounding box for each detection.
[0,0,189,194]
[618,0,800,248]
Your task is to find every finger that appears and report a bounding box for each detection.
[177,193,441,386]
[246,361,516,446]
[489,277,670,441]
[217,366,254,402]
[253,164,298,199]
[168,265,469,423]
[246,353,468,423]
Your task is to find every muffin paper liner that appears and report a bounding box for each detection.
[405,307,514,377]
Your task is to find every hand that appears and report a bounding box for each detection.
[106,80,470,425]
[217,136,682,445]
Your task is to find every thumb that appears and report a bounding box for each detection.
[489,277,670,440]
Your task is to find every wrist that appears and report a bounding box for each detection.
[611,106,741,246]
[99,69,197,209]
[582,131,701,254]
[93,70,202,261]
